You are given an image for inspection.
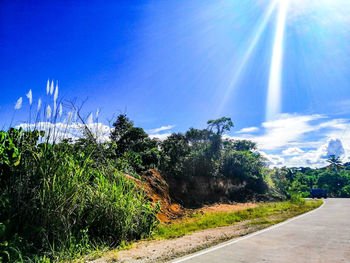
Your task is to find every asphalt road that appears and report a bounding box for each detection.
[172,199,350,263]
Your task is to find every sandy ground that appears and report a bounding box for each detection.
[92,221,265,263]
[90,203,261,263]
[198,203,257,214]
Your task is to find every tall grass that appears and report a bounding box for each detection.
[0,81,159,262]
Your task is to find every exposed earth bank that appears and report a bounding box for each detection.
[127,169,268,223]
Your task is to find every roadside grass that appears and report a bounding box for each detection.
[153,200,323,239]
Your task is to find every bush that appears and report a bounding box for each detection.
[290,193,305,205]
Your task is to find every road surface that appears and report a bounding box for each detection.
[172,199,350,263]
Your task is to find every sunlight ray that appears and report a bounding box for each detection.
[217,0,278,115]
[266,0,289,121]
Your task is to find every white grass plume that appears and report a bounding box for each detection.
[96,108,100,120]
[26,89,33,105]
[46,79,50,94]
[15,97,22,110]
[46,105,52,119]
[50,80,54,95]
[37,98,42,111]
[87,113,93,124]
[59,103,63,117]
[67,112,73,123]
[54,82,58,102]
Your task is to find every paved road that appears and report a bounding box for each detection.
[172,199,350,263]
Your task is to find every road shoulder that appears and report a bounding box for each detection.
[91,200,322,263]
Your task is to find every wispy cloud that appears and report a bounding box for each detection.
[254,113,324,150]
[148,125,175,134]
[236,126,259,134]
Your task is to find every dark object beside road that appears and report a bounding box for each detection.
[310,189,328,198]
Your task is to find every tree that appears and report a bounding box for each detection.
[230,139,257,152]
[185,128,211,145]
[207,117,233,135]
[160,133,190,176]
[110,114,160,172]
[117,127,148,153]
[317,171,347,196]
[110,114,134,142]
[326,155,343,171]
[282,167,296,182]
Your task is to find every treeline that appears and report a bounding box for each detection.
[109,115,269,206]
[269,155,350,198]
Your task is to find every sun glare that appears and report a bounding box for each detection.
[217,0,279,115]
[217,0,349,120]
[266,0,289,121]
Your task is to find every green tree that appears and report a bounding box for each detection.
[109,114,160,172]
[317,171,348,196]
[160,133,190,177]
[326,155,343,171]
[110,114,134,142]
[185,128,211,146]
[226,139,257,152]
[207,117,233,135]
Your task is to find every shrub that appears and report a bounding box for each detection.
[290,193,305,205]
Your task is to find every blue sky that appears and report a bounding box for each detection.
[1,0,350,167]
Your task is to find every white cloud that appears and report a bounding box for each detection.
[260,151,285,167]
[231,113,350,167]
[236,126,259,134]
[149,133,172,141]
[148,125,175,134]
[282,147,304,156]
[253,113,324,150]
[323,138,345,158]
[286,139,345,168]
[17,122,111,142]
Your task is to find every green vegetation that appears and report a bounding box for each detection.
[110,114,160,174]
[0,128,158,262]
[0,105,337,262]
[159,118,267,206]
[154,200,322,239]
[268,155,350,198]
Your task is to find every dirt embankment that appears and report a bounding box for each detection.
[166,174,268,208]
[126,170,258,223]
[125,169,184,223]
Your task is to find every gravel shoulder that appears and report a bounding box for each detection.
[92,220,265,263]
